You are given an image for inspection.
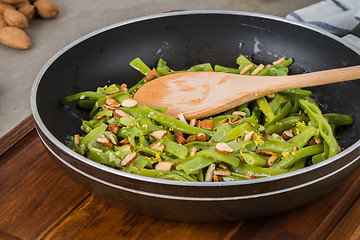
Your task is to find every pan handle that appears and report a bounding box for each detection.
[342,24,360,51]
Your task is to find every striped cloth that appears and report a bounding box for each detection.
[286,0,360,36]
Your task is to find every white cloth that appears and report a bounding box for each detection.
[286,0,360,36]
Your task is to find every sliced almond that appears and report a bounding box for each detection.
[215,143,233,154]
[105,97,120,108]
[272,57,286,65]
[107,123,118,134]
[146,68,157,81]
[120,83,127,91]
[244,131,254,142]
[196,132,206,142]
[231,111,247,117]
[95,116,106,120]
[108,135,117,146]
[218,163,229,171]
[240,63,253,75]
[218,118,229,124]
[102,104,116,111]
[267,155,277,167]
[149,141,165,151]
[244,174,258,180]
[113,109,130,118]
[205,163,216,182]
[197,119,214,130]
[96,134,113,148]
[251,64,265,76]
[178,112,187,123]
[189,147,197,157]
[260,150,276,156]
[173,130,184,139]
[281,129,293,141]
[213,169,231,176]
[155,161,174,171]
[150,130,168,139]
[121,98,138,108]
[74,134,80,145]
[119,139,129,145]
[228,117,240,125]
[121,152,138,167]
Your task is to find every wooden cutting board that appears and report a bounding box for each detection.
[1,115,360,240]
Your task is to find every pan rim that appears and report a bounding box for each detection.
[31,10,360,188]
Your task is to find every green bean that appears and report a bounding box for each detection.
[265,115,310,134]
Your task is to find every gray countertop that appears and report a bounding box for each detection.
[0,0,319,138]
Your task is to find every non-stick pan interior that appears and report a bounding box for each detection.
[35,12,360,148]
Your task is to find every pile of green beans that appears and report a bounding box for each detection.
[61,55,353,182]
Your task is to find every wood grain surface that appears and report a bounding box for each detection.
[1,115,360,240]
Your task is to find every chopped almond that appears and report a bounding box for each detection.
[213,174,222,182]
[113,109,131,118]
[74,134,80,145]
[189,118,197,127]
[272,56,286,65]
[173,130,184,139]
[120,83,127,91]
[229,117,240,125]
[281,129,293,141]
[219,118,229,124]
[266,93,276,99]
[189,147,197,157]
[251,64,265,76]
[177,136,187,145]
[150,130,168,139]
[149,141,166,151]
[107,123,118,134]
[208,139,214,143]
[196,132,207,142]
[121,98,138,108]
[96,116,106,120]
[96,134,113,148]
[244,174,258,180]
[260,150,276,156]
[197,119,214,130]
[105,97,120,108]
[240,63,254,75]
[215,142,233,154]
[186,135,197,143]
[102,104,117,111]
[239,156,245,162]
[121,152,138,167]
[146,68,157,81]
[155,161,174,171]
[119,139,129,145]
[244,131,254,142]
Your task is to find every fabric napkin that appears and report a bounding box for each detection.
[286,0,360,36]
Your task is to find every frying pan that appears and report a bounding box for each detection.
[31,10,360,222]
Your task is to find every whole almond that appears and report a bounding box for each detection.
[3,9,28,28]
[2,0,28,4]
[0,15,7,29]
[18,4,35,21]
[0,2,15,14]
[14,0,30,8]
[0,26,31,49]
[34,0,59,19]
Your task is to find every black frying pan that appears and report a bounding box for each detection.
[31,11,360,221]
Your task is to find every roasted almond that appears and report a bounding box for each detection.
[205,163,216,182]
[0,2,15,14]
[196,132,206,142]
[189,118,197,126]
[155,161,174,171]
[213,169,231,176]
[240,63,253,75]
[14,0,30,8]
[34,0,59,19]
[146,68,157,81]
[215,142,233,154]
[176,136,187,145]
[189,147,197,157]
[121,98,137,108]
[107,123,118,134]
[244,131,254,142]
[2,0,27,5]
[121,152,138,167]
[150,130,167,139]
[0,26,30,49]
[186,135,197,143]
[149,141,165,151]
[281,129,293,141]
[231,111,247,117]
[74,134,80,145]
[173,130,184,139]
[108,135,118,146]
[113,109,130,118]
[267,155,277,167]
[3,8,28,28]
[105,97,120,108]
[0,15,7,29]
[197,119,214,130]
[96,134,113,148]
[272,56,286,65]
[251,64,265,76]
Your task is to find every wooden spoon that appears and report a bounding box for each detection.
[134,65,360,119]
